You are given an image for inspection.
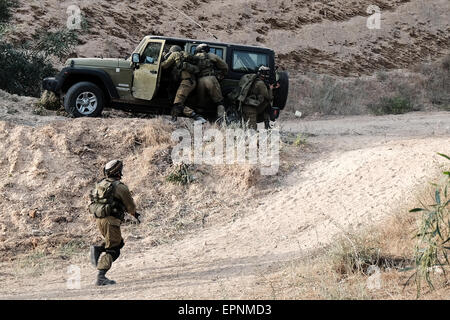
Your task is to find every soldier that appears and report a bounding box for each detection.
[161,45,206,124]
[229,66,274,130]
[89,159,138,286]
[194,43,228,118]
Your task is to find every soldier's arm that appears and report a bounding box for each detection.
[160,53,175,70]
[115,183,137,217]
[210,54,229,74]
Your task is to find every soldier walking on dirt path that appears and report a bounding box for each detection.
[161,45,207,124]
[194,43,229,119]
[89,160,138,286]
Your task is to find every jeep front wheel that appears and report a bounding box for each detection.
[64,82,105,118]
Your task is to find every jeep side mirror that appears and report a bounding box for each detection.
[132,53,140,64]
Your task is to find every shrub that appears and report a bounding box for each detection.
[0,0,17,24]
[0,27,79,97]
[425,55,450,107]
[166,163,195,185]
[408,153,449,296]
[311,76,347,115]
[0,42,56,97]
[368,96,414,115]
[35,90,61,110]
[32,29,79,61]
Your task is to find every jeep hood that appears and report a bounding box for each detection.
[65,58,129,68]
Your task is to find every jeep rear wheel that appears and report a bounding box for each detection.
[64,82,105,118]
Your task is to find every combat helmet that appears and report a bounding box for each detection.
[257,65,271,79]
[195,43,210,54]
[104,159,123,178]
[169,45,182,53]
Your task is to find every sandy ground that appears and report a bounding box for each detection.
[0,110,448,299]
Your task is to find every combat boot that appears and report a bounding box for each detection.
[171,104,184,122]
[90,245,104,267]
[96,270,116,286]
[191,112,207,124]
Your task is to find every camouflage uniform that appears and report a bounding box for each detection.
[234,74,273,130]
[95,177,136,272]
[161,51,197,117]
[194,52,229,107]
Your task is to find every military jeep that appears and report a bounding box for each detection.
[42,36,289,123]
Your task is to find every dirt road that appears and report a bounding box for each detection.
[0,111,449,299]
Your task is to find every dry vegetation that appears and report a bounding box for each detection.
[0,112,269,261]
[256,165,450,300]
[283,54,450,118]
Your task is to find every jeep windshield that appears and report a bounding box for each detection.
[232,50,269,73]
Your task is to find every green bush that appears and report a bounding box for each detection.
[0,27,79,97]
[408,153,449,296]
[0,0,17,24]
[368,96,414,115]
[0,42,56,97]
[32,29,79,60]
[166,164,195,185]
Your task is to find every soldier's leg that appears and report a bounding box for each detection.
[174,78,196,106]
[207,76,224,104]
[203,76,225,118]
[96,217,123,285]
[174,79,206,123]
[242,105,258,130]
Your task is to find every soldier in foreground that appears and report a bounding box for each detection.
[161,45,207,124]
[229,66,275,130]
[194,43,229,118]
[89,160,138,286]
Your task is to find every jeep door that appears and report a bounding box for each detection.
[132,39,166,101]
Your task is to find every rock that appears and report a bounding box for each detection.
[29,210,37,218]
[31,238,38,248]
[295,111,303,118]
[52,216,67,223]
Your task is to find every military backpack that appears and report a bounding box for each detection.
[89,179,123,219]
[228,74,260,110]
[195,52,215,77]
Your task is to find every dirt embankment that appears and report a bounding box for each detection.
[0,92,263,260]
[0,89,449,298]
[6,0,450,76]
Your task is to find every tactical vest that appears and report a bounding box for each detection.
[89,179,125,220]
[172,52,199,80]
[195,52,215,77]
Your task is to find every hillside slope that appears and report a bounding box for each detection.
[7,0,450,75]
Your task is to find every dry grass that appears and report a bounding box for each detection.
[255,189,449,300]
[283,55,450,118]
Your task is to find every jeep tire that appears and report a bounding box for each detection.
[64,82,105,118]
[272,71,289,110]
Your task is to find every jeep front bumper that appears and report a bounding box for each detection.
[42,77,59,93]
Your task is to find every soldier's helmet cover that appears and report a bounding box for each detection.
[169,45,182,53]
[257,65,271,78]
[104,159,123,178]
[195,43,210,54]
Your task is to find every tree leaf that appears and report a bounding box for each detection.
[437,153,450,161]
[410,208,425,213]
